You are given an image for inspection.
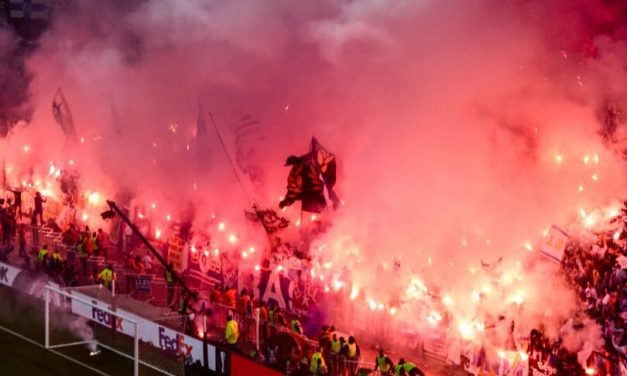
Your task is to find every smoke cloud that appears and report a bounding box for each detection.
[2,0,627,356]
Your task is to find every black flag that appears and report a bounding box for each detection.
[245,206,290,234]
[279,137,340,213]
[52,89,78,144]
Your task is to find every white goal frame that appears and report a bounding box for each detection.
[44,285,140,376]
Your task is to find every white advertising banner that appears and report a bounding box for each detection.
[0,260,216,371]
[70,291,137,337]
[69,291,214,370]
[0,261,22,287]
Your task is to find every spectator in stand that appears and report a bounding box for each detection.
[30,213,39,244]
[224,286,237,308]
[62,224,79,247]
[268,302,277,325]
[124,253,135,271]
[1,207,14,245]
[82,225,90,240]
[0,242,14,262]
[291,316,304,335]
[210,284,223,305]
[237,288,250,313]
[96,228,110,260]
[18,225,26,258]
[274,307,286,326]
[560,226,627,367]
[133,255,145,273]
[8,187,22,219]
[75,233,89,274]
[319,326,332,350]
[142,252,153,273]
[33,191,46,226]
[259,301,268,320]
[89,232,99,257]
[85,231,96,255]
[247,291,255,315]
[259,301,269,341]
[122,222,133,252]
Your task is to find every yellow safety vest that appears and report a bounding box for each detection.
[310,351,326,373]
[330,340,341,354]
[394,364,402,376]
[394,362,416,376]
[165,270,174,283]
[291,320,300,333]
[99,269,113,286]
[377,355,390,372]
[51,252,62,261]
[225,320,239,344]
[404,362,416,372]
[347,343,357,358]
[38,249,48,261]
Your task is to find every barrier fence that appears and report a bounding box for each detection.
[4,224,476,376]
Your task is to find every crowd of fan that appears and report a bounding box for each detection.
[8,189,627,375]
[560,220,627,374]
[0,188,151,292]
[210,282,425,376]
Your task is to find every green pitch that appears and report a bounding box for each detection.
[0,284,181,375]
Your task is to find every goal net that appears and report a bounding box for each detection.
[45,284,189,375]
[45,284,143,375]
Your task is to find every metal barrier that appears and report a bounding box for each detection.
[208,303,259,347]
[325,354,378,376]
[18,225,386,376]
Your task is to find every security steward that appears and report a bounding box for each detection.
[97,264,116,290]
[375,349,394,375]
[225,314,239,349]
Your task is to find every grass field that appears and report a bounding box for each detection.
[0,326,103,376]
[0,283,183,375]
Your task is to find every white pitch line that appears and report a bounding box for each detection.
[0,325,108,376]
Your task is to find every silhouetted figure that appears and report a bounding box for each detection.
[33,192,46,226]
[8,188,22,219]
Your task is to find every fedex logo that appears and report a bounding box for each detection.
[0,266,8,283]
[91,305,123,331]
[158,327,192,356]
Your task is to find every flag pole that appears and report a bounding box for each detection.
[208,111,279,246]
[208,112,255,207]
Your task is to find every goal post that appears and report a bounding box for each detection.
[44,284,141,376]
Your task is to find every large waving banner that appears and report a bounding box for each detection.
[540,225,569,263]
